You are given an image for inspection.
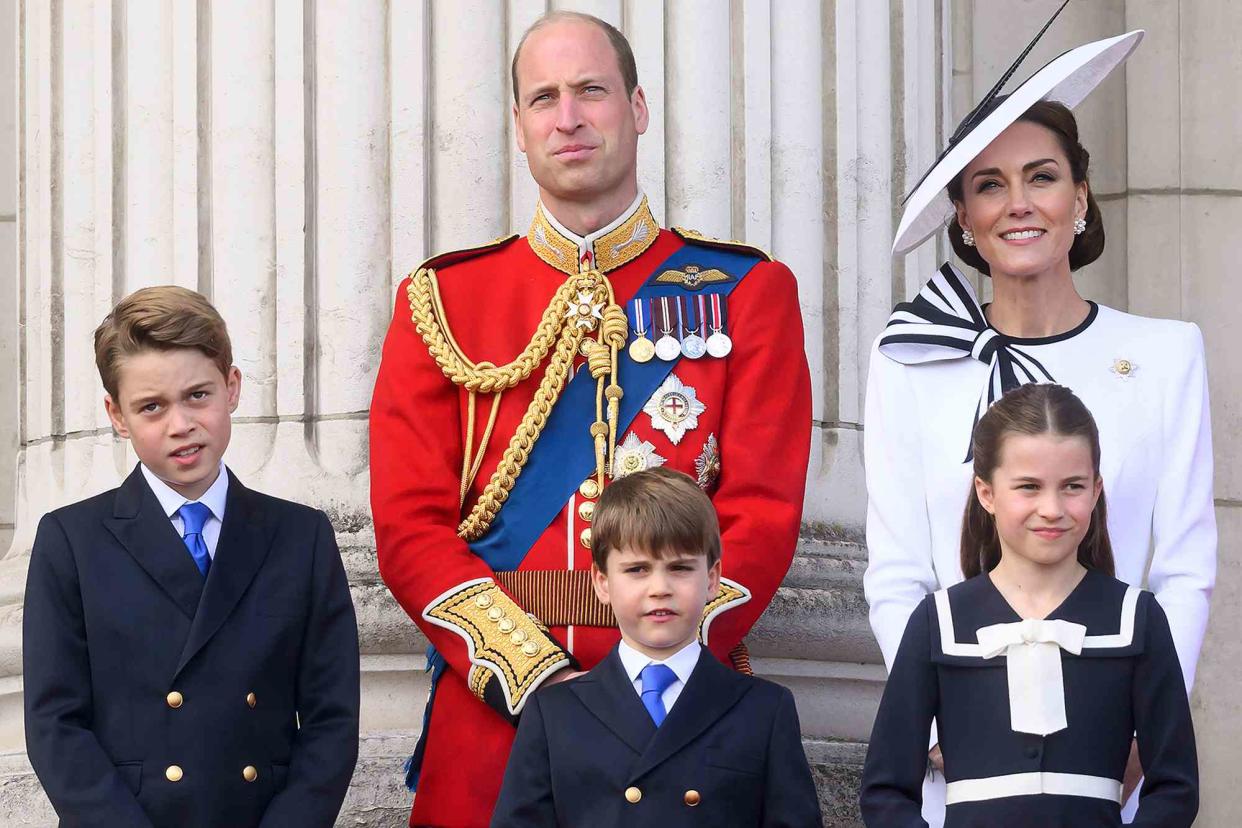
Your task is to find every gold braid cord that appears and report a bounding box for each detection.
[407,265,626,541]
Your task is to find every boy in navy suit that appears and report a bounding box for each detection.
[22,286,360,828]
[491,467,821,827]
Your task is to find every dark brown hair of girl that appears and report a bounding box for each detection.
[960,383,1114,578]
[947,99,1106,276]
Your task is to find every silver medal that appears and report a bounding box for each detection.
[655,335,682,361]
[706,332,733,358]
[681,334,707,359]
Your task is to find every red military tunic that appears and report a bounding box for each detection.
[370,195,811,827]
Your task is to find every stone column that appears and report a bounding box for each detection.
[0,2,950,825]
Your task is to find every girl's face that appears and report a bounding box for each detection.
[974,431,1102,570]
[954,120,1088,281]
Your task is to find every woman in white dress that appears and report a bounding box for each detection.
[863,20,1215,828]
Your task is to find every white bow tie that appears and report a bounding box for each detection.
[977,618,1087,736]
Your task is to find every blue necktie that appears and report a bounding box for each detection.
[177,502,212,579]
[639,663,678,727]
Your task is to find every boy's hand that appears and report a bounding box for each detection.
[545,668,586,686]
[928,744,944,772]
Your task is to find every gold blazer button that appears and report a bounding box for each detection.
[165,691,183,709]
[624,786,642,804]
[243,765,258,782]
[246,692,257,709]
[165,765,183,783]
[684,789,701,806]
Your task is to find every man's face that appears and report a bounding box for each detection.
[591,546,720,661]
[512,19,648,207]
[104,348,241,501]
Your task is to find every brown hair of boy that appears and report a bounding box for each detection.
[960,383,1114,578]
[93,286,233,399]
[591,467,721,570]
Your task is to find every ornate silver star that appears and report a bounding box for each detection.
[643,373,707,445]
[611,432,667,479]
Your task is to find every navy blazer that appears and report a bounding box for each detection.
[22,466,360,828]
[490,644,822,827]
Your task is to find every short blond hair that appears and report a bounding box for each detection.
[591,467,721,569]
[94,286,233,399]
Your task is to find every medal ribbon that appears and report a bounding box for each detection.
[696,295,708,337]
[676,295,687,338]
[631,298,648,336]
[710,293,727,334]
[657,297,675,336]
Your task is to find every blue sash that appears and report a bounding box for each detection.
[406,243,763,789]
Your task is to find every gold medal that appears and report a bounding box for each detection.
[628,298,655,363]
[629,336,655,363]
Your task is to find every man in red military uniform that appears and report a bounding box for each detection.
[370,11,812,827]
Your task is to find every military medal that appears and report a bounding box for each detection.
[627,298,655,363]
[611,432,667,478]
[643,373,706,445]
[680,296,707,359]
[654,297,681,361]
[706,293,733,358]
[695,433,721,489]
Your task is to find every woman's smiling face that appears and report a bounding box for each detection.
[954,120,1088,282]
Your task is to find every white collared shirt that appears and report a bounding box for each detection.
[140,461,230,560]
[617,638,701,716]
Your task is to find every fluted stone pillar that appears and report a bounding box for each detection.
[0,2,954,825]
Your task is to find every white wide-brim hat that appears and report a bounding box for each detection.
[892,28,1144,256]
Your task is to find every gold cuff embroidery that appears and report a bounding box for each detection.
[699,577,753,645]
[423,579,570,715]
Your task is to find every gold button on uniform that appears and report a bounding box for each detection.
[246,692,257,709]
[684,789,701,806]
[474,593,493,609]
[578,501,594,522]
[166,691,183,709]
[624,786,642,804]
[165,765,183,783]
[521,641,540,656]
[579,479,600,500]
[498,617,516,633]
[243,766,258,782]
[509,629,528,645]
[579,528,593,548]
[487,606,504,621]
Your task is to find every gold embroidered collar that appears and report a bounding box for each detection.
[528,194,659,275]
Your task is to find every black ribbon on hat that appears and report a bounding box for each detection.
[878,263,1056,462]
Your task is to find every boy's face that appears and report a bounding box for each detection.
[591,545,720,661]
[104,348,241,501]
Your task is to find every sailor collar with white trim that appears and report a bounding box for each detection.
[930,569,1148,667]
[528,191,659,275]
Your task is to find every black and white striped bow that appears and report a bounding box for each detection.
[879,263,1055,461]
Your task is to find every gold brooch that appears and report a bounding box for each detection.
[1110,358,1137,379]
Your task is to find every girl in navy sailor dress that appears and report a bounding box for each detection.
[860,384,1197,828]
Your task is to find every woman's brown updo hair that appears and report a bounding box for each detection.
[960,383,1114,579]
[946,99,1106,276]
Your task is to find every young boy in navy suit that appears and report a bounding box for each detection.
[22,286,360,828]
[490,467,821,827]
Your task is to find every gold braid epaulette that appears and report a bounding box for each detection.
[406,266,625,541]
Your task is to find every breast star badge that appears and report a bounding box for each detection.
[643,373,707,446]
[611,432,667,479]
[695,433,721,490]
[1109,357,1138,379]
